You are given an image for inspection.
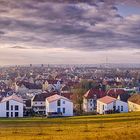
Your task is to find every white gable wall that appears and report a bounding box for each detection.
[46,98,73,116]
[116,100,128,113]
[0,100,23,117]
[97,101,114,114]
[97,99,128,114]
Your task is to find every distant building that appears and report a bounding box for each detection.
[0,94,24,117]
[106,88,130,102]
[128,94,140,112]
[42,80,62,92]
[97,96,128,114]
[46,94,73,116]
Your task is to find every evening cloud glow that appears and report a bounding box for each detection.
[0,0,140,65]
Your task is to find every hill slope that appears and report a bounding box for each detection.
[0,112,140,140]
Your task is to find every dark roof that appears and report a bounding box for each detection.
[33,93,55,102]
[118,93,130,102]
[61,93,73,100]
[84,89,106,99]
[16,81,42,89]
[106,89,126,98]
[106,88,130,102]
[33,92,73,102]
[25,99,31,107]
[47,80,63,84]
[128,94,140,105]
[61,86,70,91]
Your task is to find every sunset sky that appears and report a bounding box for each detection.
[0,0,140,65]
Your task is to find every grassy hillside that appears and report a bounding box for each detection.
[0,112,140,140]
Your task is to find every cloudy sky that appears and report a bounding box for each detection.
[0,0,140,65]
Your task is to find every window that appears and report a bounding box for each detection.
[15,105,19,110]
[6,112,9,117]
[57,108,61,113]
[63,101,65,104]
[121,106,123,111]
[11,112,13,117]
[93,100,96,104]
[103,105,104,110]
[63,108,65,113]
[6,101,9,110]
[15,112,19,117]
[118,106,120,111]
[57,100,61,106]
[11,105,13,110]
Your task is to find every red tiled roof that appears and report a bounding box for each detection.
[128,94,140,105]
[98,96,116,104]
[106,88,126,98]
[84,89,106,99]
[61,93,73,100]
[46,94,71,103]
[1,94,23,103]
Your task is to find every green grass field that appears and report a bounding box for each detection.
[0,112,140,140]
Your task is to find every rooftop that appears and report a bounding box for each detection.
[0,94,23,103]
[46,94,71,103]
[128,94,140,105]
[98,96,117,104]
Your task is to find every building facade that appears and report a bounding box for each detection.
[128,94,140,112]
[97,96,128,114]
[0,94,24,117]
[46,94,73,116]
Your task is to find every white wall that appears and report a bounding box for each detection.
[97,101,114,114]
[32,101,45,107]
[83,98,96,112]
[116,100,128,113]
[0,100,23,117]
[97,100,128,114]
[46,98,73,116]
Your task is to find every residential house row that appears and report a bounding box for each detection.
[0,88,140,117]
[0,92,73,117]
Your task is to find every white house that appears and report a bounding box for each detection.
[0,94,24,117]
[97,96,128,114]
[46,94,73,116]
[83,89,105,112]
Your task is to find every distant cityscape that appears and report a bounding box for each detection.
[1,63,140,68]
[0,64,140,117]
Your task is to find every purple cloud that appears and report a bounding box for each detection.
[0,0,139,51]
